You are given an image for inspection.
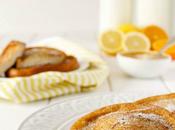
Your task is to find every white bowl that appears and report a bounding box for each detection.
[116,52,172,78]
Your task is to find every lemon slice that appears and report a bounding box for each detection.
[99,30,124,54]
[123,32,151,52]
[118,24,141,33]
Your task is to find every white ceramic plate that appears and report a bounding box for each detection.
[19,93,142,130]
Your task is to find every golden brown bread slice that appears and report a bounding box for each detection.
[71,103,175,130]
[24,47,65,56]
[0,40,25,75]
[136,93,175,117]
[7,56,79,77]
[16,47,66,68]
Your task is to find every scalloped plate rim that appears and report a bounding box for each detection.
[18,92,148,130]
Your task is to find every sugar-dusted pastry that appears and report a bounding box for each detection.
[71,103,175,130]
[136,93,175,116]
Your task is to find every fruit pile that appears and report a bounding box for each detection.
[99,24,175,59]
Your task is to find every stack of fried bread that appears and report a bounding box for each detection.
[71,93,175,130]
[0,40,79,77]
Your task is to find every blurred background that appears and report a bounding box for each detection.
[0,0,174,35]
[0,0,99,35]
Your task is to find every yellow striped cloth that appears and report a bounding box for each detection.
[0,37,109,103]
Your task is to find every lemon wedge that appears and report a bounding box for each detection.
[123,32,151,52]
[118,24,141,33]
[99,30,124,54]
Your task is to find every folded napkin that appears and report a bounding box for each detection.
[0,37,109,103]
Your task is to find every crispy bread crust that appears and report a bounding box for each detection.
[136,93,175,117]
[7,56,79,77]
[16,47,67,68]
[136,93,175,105]
[71,103,175,130]
[0,40,25,74]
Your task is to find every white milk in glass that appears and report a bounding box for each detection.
[99,0,132,33]
[173,0,175,35]
[134,0,172,34]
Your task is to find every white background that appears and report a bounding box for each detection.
[173,0,175,35]
[0,0,174,35]
[0,0,99,34]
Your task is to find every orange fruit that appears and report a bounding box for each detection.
[152,39,175,59]
[169,53,175,60]
[143,25,168,44]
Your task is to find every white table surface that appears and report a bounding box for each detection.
[0,33,175,130]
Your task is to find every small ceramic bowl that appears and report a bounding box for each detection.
[116,51,172,78]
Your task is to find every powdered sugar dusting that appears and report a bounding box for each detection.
[117,113,173,129]
[82,122,95,130]
[82,111,173,130]
[153,99,175,112]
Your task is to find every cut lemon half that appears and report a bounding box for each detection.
[118,24,141,33]
[123,32,151,52]
[99,30,124,54]
[143,25,168,43]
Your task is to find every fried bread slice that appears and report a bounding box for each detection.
[24,47,66,56]
[71,103,175,130]
[136,93,175,117]
[16,47,66,68]
[7,56,79,77]
[0,40,25,75]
